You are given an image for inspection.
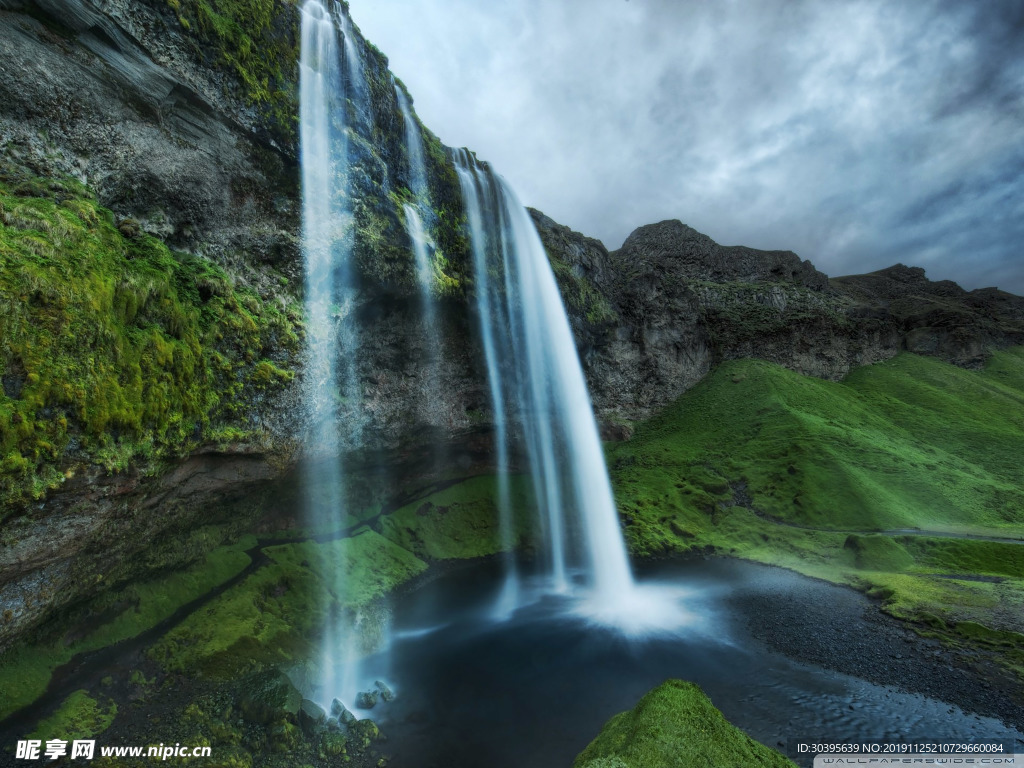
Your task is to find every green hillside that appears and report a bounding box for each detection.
[610,350,1024,674]
[612,349,1024,540]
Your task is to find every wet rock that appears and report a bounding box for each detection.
[238,670,302,725]
[351,719,381,749]
[356,689,379,709]
[374,680,394,703]
[298,698,326,734]
[269,720,301,753]
[321,731,348,757]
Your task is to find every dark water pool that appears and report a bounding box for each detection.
[351,558,1024,768]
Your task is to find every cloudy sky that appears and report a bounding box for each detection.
[350,0,1024,293]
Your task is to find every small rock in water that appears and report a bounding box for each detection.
[356,690,379,709]
[339,707,358,725]
[330,698,344,717]
[374,680,394,703]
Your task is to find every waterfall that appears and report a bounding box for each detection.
[453,150,519,617]
[299,0,364,710]
[396,82,446,437]
[337,5,372,129]
[452,150,637,618]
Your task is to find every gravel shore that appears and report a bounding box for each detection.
[729,564,1024,734]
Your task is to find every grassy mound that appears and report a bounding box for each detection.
[573,679,794,768]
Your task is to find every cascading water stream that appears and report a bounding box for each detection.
[395,85,433,295]
[453,150,519,617]
[337,5,372,129]
[452,151,642,623]
[299,0,373,711]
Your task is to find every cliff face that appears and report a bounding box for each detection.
[533,213,1024,432]
[2,0,1023,654]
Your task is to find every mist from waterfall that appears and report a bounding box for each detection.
[452,150,638,622]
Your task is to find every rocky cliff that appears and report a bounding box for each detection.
[2,0,1023,656]
[533,212,1024,430]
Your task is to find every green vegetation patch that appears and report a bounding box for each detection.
[148,531,427,677]
[30,690,117,742]
[844,534,914,572]
[167,0,300,139]
[0,165,299,514]
[573,679,795,768]
[898,537,1024,578]
[611,351,1024,538]
[379,475,535,560]
[0,540,252,720]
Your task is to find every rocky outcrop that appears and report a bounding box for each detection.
[0,0,301,274]
[0,447,282,650]
[532,214,1024,427]
[617,219,829,290]
[832,265,1024,368]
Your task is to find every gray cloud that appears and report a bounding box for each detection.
[350,0,1024,293]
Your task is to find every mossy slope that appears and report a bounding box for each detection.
[0,165,299,514]
[148,530,427,677]
[612,349,1024,550]
[573,680,795,768]
[0,538,253,720]
[379,474,534,560]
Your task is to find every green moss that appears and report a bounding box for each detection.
[548,252,617,326]
[379,475,534,560]
[0,164,299,514]
[843,534,914,571]
[30,690,117,742]
[0,540,252,719]
[148,531,427,677]
[167,0,300,141]
[573,680,795,768]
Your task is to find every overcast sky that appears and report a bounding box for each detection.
[350,0,1024,293]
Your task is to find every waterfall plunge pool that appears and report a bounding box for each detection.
[348,557,1024,768]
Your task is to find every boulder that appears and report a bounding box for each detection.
[238,670,302,725]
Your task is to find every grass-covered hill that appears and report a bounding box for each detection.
[613,348,1024,541]
[610,348,1024,679]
